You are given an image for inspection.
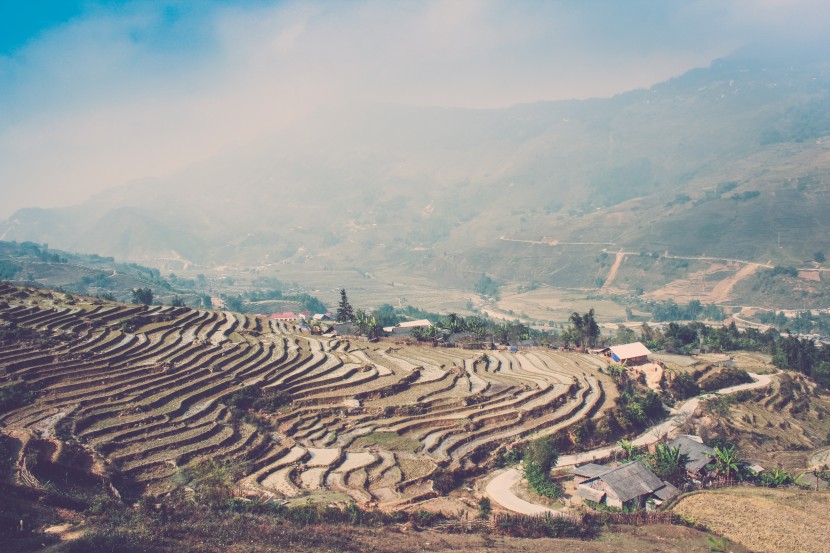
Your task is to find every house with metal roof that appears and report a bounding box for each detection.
[382,319,432,336]
[667,435,716,477]
[574,460,679,509]
[608,342,651,364]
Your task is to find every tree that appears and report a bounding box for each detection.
[617,439,638,461]
[446,312,463,333]
[615,324,637,345]
[336,288,354,322]
[354,309,381,338]
[131,287,153,305]
[814,251,826,264]
[569,308,600,351]
[466,317,488,340]
[650,443,690,486]
[373,304,399,327]
[473,274,500,298]
[708,445,743,481]
[523,436,562,498]
[477,497,492,520]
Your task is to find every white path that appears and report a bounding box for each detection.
[486,371,775,514]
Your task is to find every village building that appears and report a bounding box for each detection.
[382,319,432,337]
[608,342,651,365]
[574,461,679,510]
[270,312,299,321]
[312,313,333,321]
[666,435,716,478]
[331,322,359,336]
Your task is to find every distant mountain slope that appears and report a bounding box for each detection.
[3,52,830,299]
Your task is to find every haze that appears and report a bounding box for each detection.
[0,0,827,218]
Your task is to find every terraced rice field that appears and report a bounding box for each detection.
[0,283,615,509]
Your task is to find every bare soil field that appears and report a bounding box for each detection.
[673,487,830,553]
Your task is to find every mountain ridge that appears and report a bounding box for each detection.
[3,53,830,300]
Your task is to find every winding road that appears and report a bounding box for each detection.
[485,371,775,515]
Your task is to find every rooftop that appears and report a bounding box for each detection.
[609,342,651,360]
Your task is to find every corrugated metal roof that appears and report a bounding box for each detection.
[609,342,651,360]
[593,461,666,503]
[572,463,610,479]
[396,319,432,328]
[653,481,680,502]
[667,435,716,474]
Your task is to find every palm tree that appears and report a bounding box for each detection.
[569,312,585,350]
[366,316,382,340]
[652,443,691,486]
[708,445,743,482]
[617,439,638,461]
[354,309,370,335]
[447,312,463,333]
[466,317,488,340]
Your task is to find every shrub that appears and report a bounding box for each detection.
[700,368,753,392]
[494,513,598,539]
[478,497,492,520]
[0,381,39,414]
[670,372,701,400]
[226,386,290,414]
[523,437,563,499]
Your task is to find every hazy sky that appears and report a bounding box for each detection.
[1,0,827,218]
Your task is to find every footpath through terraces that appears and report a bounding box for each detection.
[485,371,775,515]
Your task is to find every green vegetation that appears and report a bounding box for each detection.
[494,512,598,539]
[773,334,830,388]
[522,436,562,499]
[649,443,690,487]
[226,386,291,415]
[761,96,830,144]
[0,381,40,414]
[758,309,830,335]
[130,287,154,305]
[693,181,738,206]
[0,260,20,280]
[700,368,753,392]
[336,288,354,322]
[477,497,492,520]
[473,274,500,298]
[668,372,701,400]
[564,309,600,350]
[646,300,725,322]
[729,190,760,202]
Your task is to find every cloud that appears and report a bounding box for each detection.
[0,0,826,217]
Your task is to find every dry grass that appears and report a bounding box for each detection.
[673,487,830,553]
[494,287,629,323]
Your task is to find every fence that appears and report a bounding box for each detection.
[494,510,680,527]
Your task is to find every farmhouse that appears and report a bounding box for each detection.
[270,312,299,321]
[383,319,432,335]
[574,461,679,509]
[608,342,651,364]
[667,435,716,478]
[312,313,333,321]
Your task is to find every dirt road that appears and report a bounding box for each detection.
[602,251,625,288]
[485,372,775,514]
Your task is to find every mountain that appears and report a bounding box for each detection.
[3,50,830,302]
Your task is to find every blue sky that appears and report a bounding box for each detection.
[0,1,88,54]
[1,0,827,216]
